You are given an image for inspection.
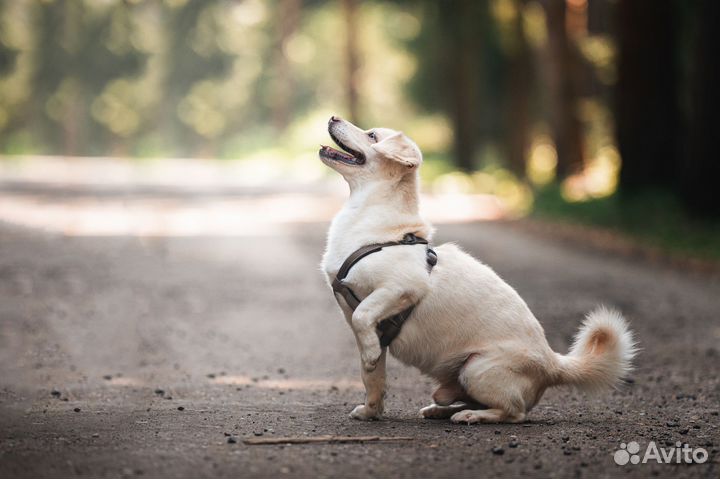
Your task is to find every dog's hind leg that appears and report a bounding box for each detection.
[420,379,486,418]
[450,356,530,424]
[350,348,387,420]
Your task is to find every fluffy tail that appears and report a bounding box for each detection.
[553,306,638,393]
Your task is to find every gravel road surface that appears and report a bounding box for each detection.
[0,180,718,478]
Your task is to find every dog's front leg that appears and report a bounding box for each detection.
[351,287,414,371]
[350,347,387,420]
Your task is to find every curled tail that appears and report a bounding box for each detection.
[553,306,638,393]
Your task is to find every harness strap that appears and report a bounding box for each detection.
[331,233,437,348]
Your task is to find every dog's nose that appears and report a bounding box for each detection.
[330,115,340,123]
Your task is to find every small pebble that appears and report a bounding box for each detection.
[491,446,504,455]
[253,431,264,437]
[73,407,81,412]
[51,389,61,397]
[103,375,112,381]
[227,437,237,444]
[207,373,216,379]
[154,389,164,396]
[177,406,185,411]
[277,368,286,374]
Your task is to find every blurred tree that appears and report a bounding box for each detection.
[442,0,484,171]
[683,0,720,218]
[0,36,15,76]
[32,1,145,155]
[342,0,360,124]
[163,0,233,156]
[273,0,302,131]
[505,0,532,178]
[542,0,585,178]
[615,0,679,193]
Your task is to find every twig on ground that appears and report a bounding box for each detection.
[242,435,414,445]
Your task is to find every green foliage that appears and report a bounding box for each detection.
[533,185,720,261]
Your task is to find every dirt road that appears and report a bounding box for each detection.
[0,176,718,478]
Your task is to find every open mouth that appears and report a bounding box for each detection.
[319,131,366,165]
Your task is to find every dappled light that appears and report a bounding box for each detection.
[0,0,718,252]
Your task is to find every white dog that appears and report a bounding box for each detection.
[320,116,636,424]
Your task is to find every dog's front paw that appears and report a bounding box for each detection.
[350,404,381,421]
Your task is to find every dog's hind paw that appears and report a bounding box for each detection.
[450,409,486,424]
[350,404,382,421]
[420,403,464,419]
[450,408,521,424]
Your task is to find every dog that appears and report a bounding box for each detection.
[319,116,637,423]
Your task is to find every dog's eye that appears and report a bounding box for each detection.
[367,131,377,142]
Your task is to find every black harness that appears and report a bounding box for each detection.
[331,233,438,348]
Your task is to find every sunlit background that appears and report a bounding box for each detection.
[0,0,718,257]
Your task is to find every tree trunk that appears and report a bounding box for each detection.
[506,1,532,178]
[682,0,720,217]
[543,0,585,179]
[272,0,301,131]
[615,0,678,192]
[342,0,360,124]
[441,0,480,172]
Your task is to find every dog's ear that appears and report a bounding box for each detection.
[371,132,422,169]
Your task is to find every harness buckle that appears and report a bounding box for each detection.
[426,248,438,267]
[401,233,418,244]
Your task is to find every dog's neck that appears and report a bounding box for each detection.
[324,172,433,274]
[348,173,419,214]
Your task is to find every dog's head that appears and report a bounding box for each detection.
[319,116,422,185]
